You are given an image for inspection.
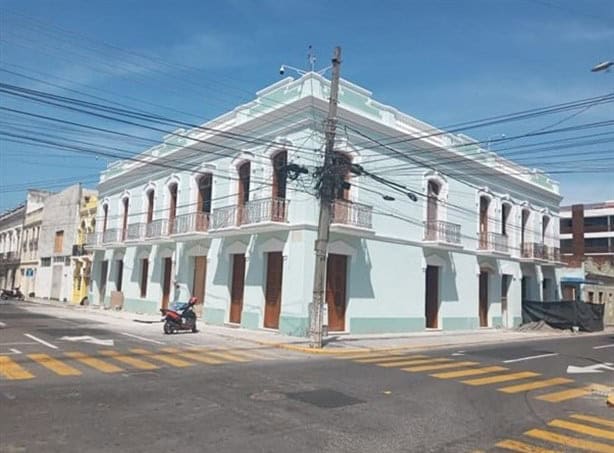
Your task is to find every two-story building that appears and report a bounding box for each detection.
[0,204,25,291]
[72,191,98,304]
[87,73,562,336]
[19,189,53,297]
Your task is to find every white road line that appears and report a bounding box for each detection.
[593,344,614,350]
[0,321,6,328]
[24,333,58,349]
[503,353,558,363]
[120,332,165,345]
[0,342,36,346]
[9,348,21,354]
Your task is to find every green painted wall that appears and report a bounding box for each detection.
[279,316,309,337]
[240,311,260,330]
[203,307,226,326]
[442,317,479,330]
[513,316,522,328]
[123,298,159,315]
[350,317,424,334]
[491,316,503,328]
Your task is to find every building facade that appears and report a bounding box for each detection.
[0,205,25,291]
[559,201,614,324]
[72,192,98,303]
[36,184,97,301]
[19,190,53,297]
[87,73,562,336]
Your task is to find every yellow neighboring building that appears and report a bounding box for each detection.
[72,192,97,304]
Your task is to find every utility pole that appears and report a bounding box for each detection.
[308,46,342,348]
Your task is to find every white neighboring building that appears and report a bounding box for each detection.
[19,190,53,297]
[87,73,562,336]
[0,204,25,291]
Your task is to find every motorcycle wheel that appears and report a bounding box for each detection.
[163,321,174,335]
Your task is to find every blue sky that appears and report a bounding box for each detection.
[1,0,613,211]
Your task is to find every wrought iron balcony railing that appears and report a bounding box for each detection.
[102,228,121,244]
[145,219,168,239]
[423,220,461,245]
[85,232,101,247]
[173,212,210,235]
[331,200,373,229]
[126,223,146,241]
[239,197,289,225]
[478,231,509,253]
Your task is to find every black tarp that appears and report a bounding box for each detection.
[522,300,604,332]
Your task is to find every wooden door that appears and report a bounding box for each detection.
[264,252,283,329]
[425,265,439,328]
[326,254,347,332]
[161,257,172,310]
[479,270,489,327]
[229,254,246,323]
[192,256,207,317]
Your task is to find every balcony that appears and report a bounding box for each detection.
[145,219,169,240]
[102,228,121,245]
[84,232,101,249]
[71,244,87,256]
[545,246,561,262]
[0,252,19,265]
[172,212,210,236]
[521,242,547,260]
[331,200,373,229]
[478,231,509,254]
[210,198,289,231]
[423,220,462,247]
[126,223,146,241]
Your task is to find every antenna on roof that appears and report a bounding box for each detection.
[279,45,334,77]
[308,45,316,72]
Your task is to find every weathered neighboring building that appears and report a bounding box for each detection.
[0,204,25,291]
[19,190,53,297]
[87,73,562,336]
[72,191,97,303]
[36,184,97,301]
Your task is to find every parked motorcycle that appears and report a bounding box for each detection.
[160,297,198,334]
[0,287,24,301]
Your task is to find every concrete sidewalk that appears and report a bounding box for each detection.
[18,298,614,354]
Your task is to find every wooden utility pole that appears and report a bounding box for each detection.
[308,46,342,348]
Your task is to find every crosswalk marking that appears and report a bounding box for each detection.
[0,356,35,380]
[536,386,592,403]
[335,352,403,360]
[355,354,427,364]
[130,348,193,368]
[430,365,507,379]
[548,419,614,441]
[495,439,560,452]
[164,348,223,365]
[378,357,452,368]
[525,428,614,453]
[204,350,249,362]
[99,350,159,371]
[28,353,81,376]
[570,414,614,429]
[401,361,479,372]
[498,377,573,394]
[64,352,123,373]
[462,371,540,386]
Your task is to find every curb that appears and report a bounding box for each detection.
[608,393,614,407]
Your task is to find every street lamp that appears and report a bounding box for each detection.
[591,61,613,72]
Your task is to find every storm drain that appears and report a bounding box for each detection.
[285,389,364,409]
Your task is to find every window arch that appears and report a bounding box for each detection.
[102,203,109,232]
[272,150,287,200]
[426,179,441,224]
[501,202,512,237]
[237,161,251,206]
[146,189,155,224]
[121,197,129,240]
[197,173,213,214]
[333,151,352,201]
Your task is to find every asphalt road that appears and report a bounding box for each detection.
[1,301,613,453]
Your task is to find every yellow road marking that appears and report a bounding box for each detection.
[525,428,614,453]
[498,378,573,394]
[164,348,223,365]
[99,350,159,370]
[548,419,614,441]
[204,350,249,362]
[130,348,193,368]
[401,361,479,372]
[378,358,452,368]
[216,349,267,360]
[536,387,592,403]
[0,356,34,380]
[64,352,123,373]
[496,439,560,452]
[462,371,540,386]
[335,352,404,360]
[431,365,507,379]
[356,355,427,363]
[570,414,614,429]
[27,353,81,376]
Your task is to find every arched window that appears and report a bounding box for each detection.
[237,161,251,206]
[501,203,512,237]
[102,204,109,232]
[333,152,351,201]
[197,174,213,214]
[542,215,550,244]
[121,198,129,240]
[146,190,154,224]
[168,183,178,234]
[521,208,530,255]
[272,151,287,200]
[426,180,440,223]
